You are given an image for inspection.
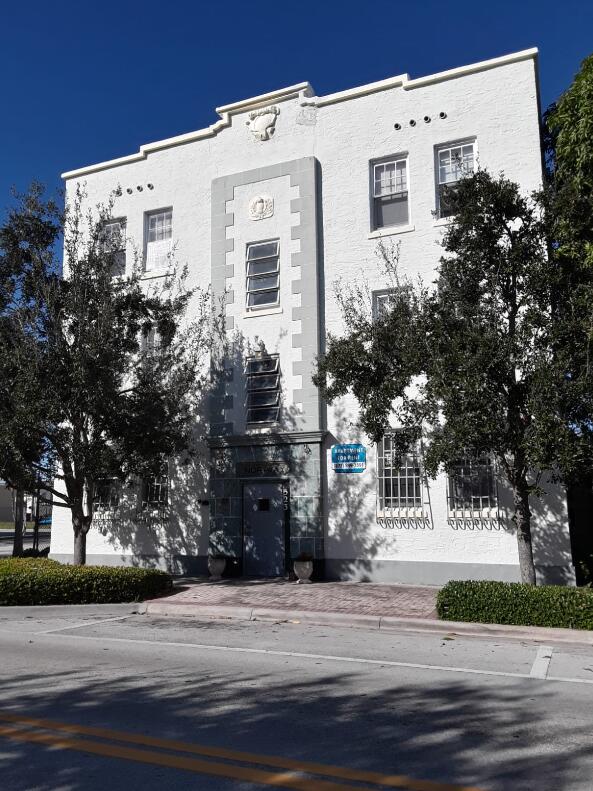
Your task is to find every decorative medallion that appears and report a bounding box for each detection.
[249,195,274,221]
[296,107,318,126]
[246,105,280,141]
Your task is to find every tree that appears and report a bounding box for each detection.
[315,170,583,585]
[0,185,220,564]
[543,53,593,485]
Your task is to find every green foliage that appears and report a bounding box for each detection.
[437,579,593,630]
[543,53,593,484]
[0,184,223,562]
[0,558,172,605]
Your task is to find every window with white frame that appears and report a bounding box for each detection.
[142,464,169,510]
[246,355,280,424]
[93,478,120,511]
[145,209,172,271]
[447,453,497,513]
[102,219,126,277]
[246,240,280,310]
[372,289,396,321]
[377,434,423,515]
[436,141,475,218]
[372,157,409,229]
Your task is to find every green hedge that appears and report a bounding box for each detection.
[437,580,593,630]
[0,558,173,606]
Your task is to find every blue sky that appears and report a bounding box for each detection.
[1,0,591,206]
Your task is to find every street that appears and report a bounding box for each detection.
[0,609,592,790]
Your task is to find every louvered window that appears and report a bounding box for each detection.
[246,356,280,424]
[246,240,280,309]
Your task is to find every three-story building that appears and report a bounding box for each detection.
[50,48,576,585]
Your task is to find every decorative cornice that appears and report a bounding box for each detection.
[208,431,327,448]
[62,48,537,180]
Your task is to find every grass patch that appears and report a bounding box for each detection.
[0,558,172,606]
[437,580,593,630]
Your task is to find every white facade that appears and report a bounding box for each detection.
[51,48,576,584]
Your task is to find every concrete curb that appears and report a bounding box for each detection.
[143,600,593,646]
[0,602,147,616]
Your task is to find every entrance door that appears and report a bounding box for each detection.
[243,482,286,577]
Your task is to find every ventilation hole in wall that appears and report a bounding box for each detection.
[126,188,133,194]
[439,111,447,119]
[424,115,431,123]
[147,183,154,190]
[136,185,143,191]
[409,119,416,126]
[394,122,401,130]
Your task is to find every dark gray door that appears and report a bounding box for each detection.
[243,482,285,577]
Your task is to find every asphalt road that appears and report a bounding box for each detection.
[0,607,592,791]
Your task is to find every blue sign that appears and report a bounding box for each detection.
[331,443,366,474]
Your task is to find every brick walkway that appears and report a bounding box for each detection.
[163,579,438,619]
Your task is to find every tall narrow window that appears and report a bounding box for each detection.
[377,434,423,515]
[142,464,169,510]
[448,454,496,513]
[145,209,172,271]
[372,157,409,229]
[436,142,475,218]
[246,240,280,310]
[246,355,280,424]
[102,219,126,277]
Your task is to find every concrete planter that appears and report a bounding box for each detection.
[294,560,313,584]
[208,557,226,581]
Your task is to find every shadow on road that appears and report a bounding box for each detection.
[0,645,590,790]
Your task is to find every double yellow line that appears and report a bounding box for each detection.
[0,710,483,791]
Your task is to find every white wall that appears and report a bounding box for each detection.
[55,50,574,580]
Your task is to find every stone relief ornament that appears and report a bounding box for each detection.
[246,106,280,141]
[296,107,318,126]
[249,195,274,221]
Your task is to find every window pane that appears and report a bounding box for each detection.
[374,193,409,228]
[248,406,279,423]
[248,373,279,391]
[247,258,279,276]
[377,435,423,512]
[247,358,278,374]
[148,211,172,243]
[248,391,280,407]
[247,241,279,260]
[448,454,496,511]
[250,274,279,292]
[374,160,407,197]
[247,289,278,307]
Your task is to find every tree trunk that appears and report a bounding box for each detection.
[12,489,25,557]
[73,528,86,566]
[513,483,537,585]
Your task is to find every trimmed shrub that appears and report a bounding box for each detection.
[0,558,173,606]
[437,580,593,630]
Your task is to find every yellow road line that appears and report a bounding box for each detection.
[0,723,375,791]
[0,711,483,791]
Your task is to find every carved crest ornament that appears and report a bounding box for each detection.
[249,195,274,221]
[246,106,280,141]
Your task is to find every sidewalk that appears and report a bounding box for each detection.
[144,578,593,646]
[149,578,439,621]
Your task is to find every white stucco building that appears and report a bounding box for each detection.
[50,48,576,584]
